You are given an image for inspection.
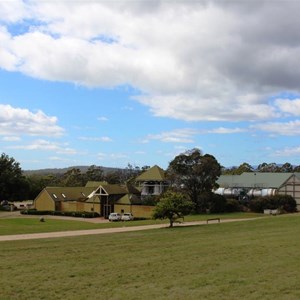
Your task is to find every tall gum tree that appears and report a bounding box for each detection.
[0,153,29,201]
[167,148,221,212]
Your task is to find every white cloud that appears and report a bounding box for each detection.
[48,156,74,162]
[0,104,64,136]
[1,1,300,121]
[142,126,245,144]
[79,136,112,142]
[143,128,198,144]
[205,127,246,134]
[8,139,77,154]
[2,136,21,142]
[134,151,145,155]
[0,0,28,23]
[251,120,300,136]
[274,98,300,116]
[273,146,300,157]
[97,152,128,160]
[97,116,109,122]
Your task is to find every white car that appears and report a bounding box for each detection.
[108,212,121,221]
[121,213,134,221]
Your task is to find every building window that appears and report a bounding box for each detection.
[62,193,66,198]
[52,193,57,199]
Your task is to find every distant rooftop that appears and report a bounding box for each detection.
[135,165,166,182]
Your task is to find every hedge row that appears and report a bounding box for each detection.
[198,193,297,214]
[249,195,297,213]
[21,209,100,218]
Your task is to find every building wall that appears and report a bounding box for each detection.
[61,202,77,212]
[132,205,154,218]
[34,190,55,211]
[60,202,101,213]
[114,204,131,214]
[83,202,101,213]
[114,204,155,218]
[278,175,300,210]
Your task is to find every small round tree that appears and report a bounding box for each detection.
[153,191,194,227]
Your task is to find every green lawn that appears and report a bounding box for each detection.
[0,212,262,235]
[1,214,300,299]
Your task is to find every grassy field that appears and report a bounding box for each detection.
[1,214,300,299]
[0,212,262,235]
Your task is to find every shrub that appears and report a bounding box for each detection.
[197,192,227,213]
[20,209,100,218]
[209,193,226,213]
[225,198,241,212]
[249,195,297,213]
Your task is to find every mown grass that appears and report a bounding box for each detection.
[0,212,262,235]
[1,214,300,299]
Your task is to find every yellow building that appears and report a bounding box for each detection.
[34,186,101,213]
[34,183,154,218]
[34,165,168,218]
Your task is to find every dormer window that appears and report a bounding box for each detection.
[62,193,66,198]
[52,193,57,199]
[81,192,86,197]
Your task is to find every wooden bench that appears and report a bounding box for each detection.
[206,218,220,224]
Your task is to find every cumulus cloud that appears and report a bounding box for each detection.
[273,146,300,157]
[2,136,21,142]
[8,139,77,154]
[251,120,300,136]
[142,126,245,144]
[97,116,109,122]
[143,129,198,144]
[0,104,64,136]
[79,136,112,142]
[97,152,128,161]
[274,98,300,116]
[1,1,300,121]
[204,127,246,134]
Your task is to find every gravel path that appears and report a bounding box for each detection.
[0,217,261,242]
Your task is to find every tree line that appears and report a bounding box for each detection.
[0,153,149,201]
[1,150,300,205]
[223,162,300,175]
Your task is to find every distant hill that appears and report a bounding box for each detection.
[23,165,123,176]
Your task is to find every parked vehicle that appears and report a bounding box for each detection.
[108,212,121,221]
[121,213,134,221]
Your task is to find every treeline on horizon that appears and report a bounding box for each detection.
[223,162,300,175]
[1,151,300,201]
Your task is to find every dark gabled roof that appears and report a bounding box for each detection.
[124,183,140,195]
[135,165,166,182]
[116,193,141,205]
[44,187,95,202]
[100,184,128,195]
[96,183,141,195]
[217,172,294,189]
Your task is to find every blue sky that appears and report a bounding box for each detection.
[1,1,300,170]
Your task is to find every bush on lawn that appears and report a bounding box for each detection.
[249,195,297,213]
[225,198,242,212]
[198,192,227,213]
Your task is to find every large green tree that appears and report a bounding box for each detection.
[85,165,104,182]
[62,168,85,186]
[26,174,60,199]
[153,191,194,227]
[223,162,253,175]
[168,148,222,212]
[0,153,29,201]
